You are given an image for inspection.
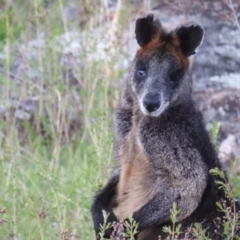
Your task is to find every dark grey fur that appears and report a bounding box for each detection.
[91,14,239,240]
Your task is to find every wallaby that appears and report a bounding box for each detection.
[91,13,239,240]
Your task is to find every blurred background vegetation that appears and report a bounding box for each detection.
[0,0,239,239]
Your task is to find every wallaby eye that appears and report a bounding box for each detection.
[170,74,180,83]
[169,69,185,85]
[137,69,147,77]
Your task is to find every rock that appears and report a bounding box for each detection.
[194,88,240,163]
[203,108,217,123]
[219,134,236,165]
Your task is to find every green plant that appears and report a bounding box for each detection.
[191,223,211,240]
[124,216,139,240]
[162,202,182,240]
[210,121,221,146]
[98,211,112,240]
[210,168,240,240]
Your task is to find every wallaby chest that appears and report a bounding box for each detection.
[115,123,155,220]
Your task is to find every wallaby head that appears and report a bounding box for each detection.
[131,13,204,117]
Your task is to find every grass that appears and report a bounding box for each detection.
[0,0,128,239]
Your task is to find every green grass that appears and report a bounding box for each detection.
[0,136,112,239]
[0,0,128,239]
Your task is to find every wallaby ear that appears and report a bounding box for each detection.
[176,24,204,56]
[135,13,161,47]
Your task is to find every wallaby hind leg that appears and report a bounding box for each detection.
[91,175,119,239]
[137,226,163,240]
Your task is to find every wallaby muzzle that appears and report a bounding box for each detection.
[143,94,160,113]
[140,88,170,117]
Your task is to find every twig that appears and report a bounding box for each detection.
[0,69,23,82]
[225,0,240,32]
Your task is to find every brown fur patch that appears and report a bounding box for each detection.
[137,34,189,67]
[169,37,189,66]
[137,36,162,57]
[114,124,155,220]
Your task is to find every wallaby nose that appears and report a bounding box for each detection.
[143,97,160,112]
